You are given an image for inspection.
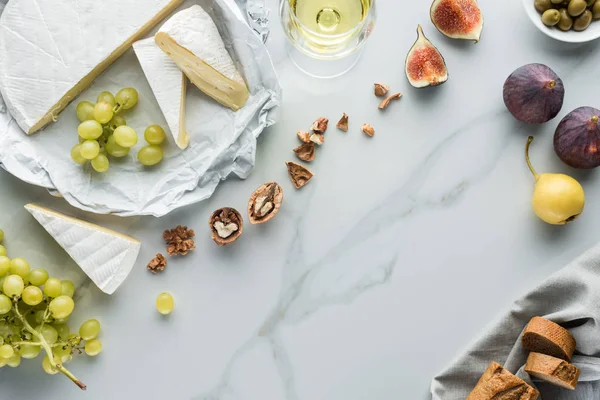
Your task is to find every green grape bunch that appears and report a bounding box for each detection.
[0,231,103,390]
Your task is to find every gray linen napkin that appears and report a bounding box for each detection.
[430,242,600,399]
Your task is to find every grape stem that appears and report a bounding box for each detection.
[12,300,87,390]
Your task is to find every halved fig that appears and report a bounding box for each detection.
[430,0,483,42]
[405,25,449,89]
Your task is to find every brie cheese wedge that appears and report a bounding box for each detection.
[25,204,141,295]
[133,38,189,149]
[0,0,183,134]
[155,5,249,111]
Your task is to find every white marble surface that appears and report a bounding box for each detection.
[2,0,600,398]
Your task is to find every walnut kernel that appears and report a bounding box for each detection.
[286,161,314,189]
[163,226,196,256]
[209,208,243,246]
[378,93,402,110]
[310,133,325,145]
[374,83,390,97]
[311,117,329,133]
[147,253,167,274]
[297,130,311,143]
[336,113,349,132]
[362,124,375,137]
[248,182,284,224]
[293,142,316,162]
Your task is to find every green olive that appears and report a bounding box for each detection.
[587,0,596,6]
[593,1,600,18]
[557,8,574,29]
[542,8,562,25]
[568,0,587,16]
[574,9,593,29]
[535,0,554,12]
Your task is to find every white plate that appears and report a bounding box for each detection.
[523,0,600,43]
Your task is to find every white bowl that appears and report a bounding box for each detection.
[523,0,600,43]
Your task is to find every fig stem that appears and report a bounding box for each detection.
[548,80,556,89]
[525,136,540,181]
[592,115,599,124]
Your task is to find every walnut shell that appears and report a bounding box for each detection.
[286,161,314,189]
[248,182,283,225]
[293,142,316,162]
[209,207,243,246]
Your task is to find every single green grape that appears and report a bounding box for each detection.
[0,245,6,257]
[0,256,10,275]
[19,344,41,359]
[91,154,110,173]
[79,140,100,160]
[22,286,43,306]
[43,278,62,298]
[33,310,46,324]
[36,325,58,345]
[108,115,127,131]
[138,145,164,166]
[54,323,70,340]
[93,101,114,124]
[0,294,11,314]
[97,91,116,107]
[3,275,24,297]
[9,258,30,279]
[0,229,4,242]
[60,280,75,298]
[49,296,74,319]
[79,319,100,340]
[71,144,88,165]
[78,120,103,140]
[105,135,130,158]
[29,268,49,286]
[113,126,138,148]
[115,88,139,111]
[84,339,102,356]
[0,344,13,359]
[6,353,20,368]
[76,101,95,122]
[144,125,166,145]
[156,292,174,315]
[54,344,72,359]
[42,355,58,375]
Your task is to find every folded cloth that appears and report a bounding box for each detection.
[430,242,600,400]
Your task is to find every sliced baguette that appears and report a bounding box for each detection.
[466,362,539,400]
[522,317,576,361]
[525,352,580,390]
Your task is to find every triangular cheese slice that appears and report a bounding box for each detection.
[155,5,249,111]
[25,204,141,295]
[133,38,189,149]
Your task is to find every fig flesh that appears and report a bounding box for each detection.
[405,25,448,89]
[430,0,484,42]
[554,106,600,169]
[503,63,564,124]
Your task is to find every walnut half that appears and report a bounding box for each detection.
[286,161,314,189]
[248,182,284,225]
[209,208,243,246]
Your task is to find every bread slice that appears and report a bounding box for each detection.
[522,317,576,361]
[525,352,580,390]
[466,362,539,400]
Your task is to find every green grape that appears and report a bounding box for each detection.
[84,339,102,356]
[107,115,126,130]
[43,278,62,298]
[19,344,41,359]
[91,154,110,173]
[0,245,5,257]
[0,256,10,275]
[22,286,43,306]
[78,120,103,140]
[60,281,75,298]
[0,229,4,242]
[113,126,138,148]
[0,344,13,359]
[36,325,58,345]
[42,355,58,375]
[76,101,95,122]
[115,88,139,111]
[54,323,70,340]
[0,295,11,314]
[6,353,20,368]
[105,135,130,158]
[33,310,46,324]
[71,144,88,165]
[79,319,100,340]
[93,101,114,124]
[79,140,100,160]
[156,292,174,315]
[3,275,24,297]
[144,125,166,145]
[97,91,116,107]
[29,268,49,287]
[9,258,30,279]
[53,343,71,357]
[138,145,163,166]
[49,296,74,319]
[53,317,69,325]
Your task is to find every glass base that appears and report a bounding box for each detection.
[286,42,363,79]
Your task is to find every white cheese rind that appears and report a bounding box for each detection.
[133,38,189,149]
[25,204,141,295]
[0,0,183,134]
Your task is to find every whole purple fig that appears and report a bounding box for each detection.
[503,64,564,124]
[554,107,600,169]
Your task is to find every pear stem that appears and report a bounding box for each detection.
[525,136,540,181]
